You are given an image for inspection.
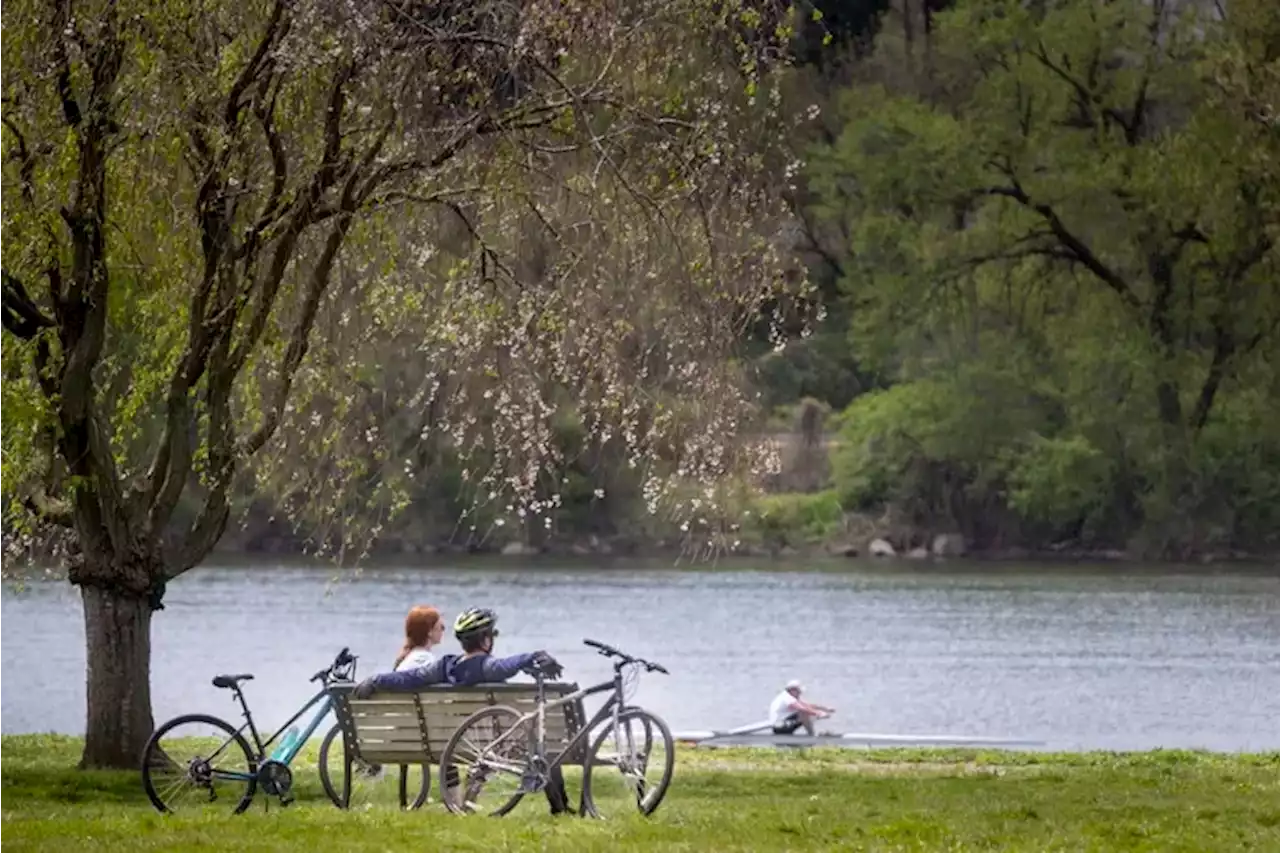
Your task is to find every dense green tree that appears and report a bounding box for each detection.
[813,0,1280,553]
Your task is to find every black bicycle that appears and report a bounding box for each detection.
[140,648,429,814]
[438,639,675,818]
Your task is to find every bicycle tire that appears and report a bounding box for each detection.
[582,707,675,818]
[438,705,531,817]
[141,713,257,815]
[318,722,430,810]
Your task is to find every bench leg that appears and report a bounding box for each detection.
[343,755,352,809]
[398,765,408,809]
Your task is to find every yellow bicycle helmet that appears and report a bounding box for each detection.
[453,607,498,639]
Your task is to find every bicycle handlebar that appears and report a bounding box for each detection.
[582,638,668,675]
[583,638,622,657]
[311,647,358,684]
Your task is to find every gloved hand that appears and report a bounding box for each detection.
[529,651,563,680]
[353,677,378,699]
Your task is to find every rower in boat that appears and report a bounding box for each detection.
[769,679,835,736]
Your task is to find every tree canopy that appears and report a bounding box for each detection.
[811,0,1280,554]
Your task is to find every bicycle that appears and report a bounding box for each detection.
[140,647,429,814]
[438,638,675,819]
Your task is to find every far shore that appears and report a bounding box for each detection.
[4,548,1278,583]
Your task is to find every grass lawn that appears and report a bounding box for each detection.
[2,735,1278,851]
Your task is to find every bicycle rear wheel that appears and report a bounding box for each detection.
[582,707,674,819]
[141,713,257,815]
[438,705,533,817]
[318,722,430,809]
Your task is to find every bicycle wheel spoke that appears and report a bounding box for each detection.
[455,736,487,762]
[156,774,193,805]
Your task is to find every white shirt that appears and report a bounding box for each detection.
[769,690,801,724]
[396,647,435,671]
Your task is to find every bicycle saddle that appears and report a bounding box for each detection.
[211,673,254,689]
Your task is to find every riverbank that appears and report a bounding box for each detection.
[213,534,1280,565]
[4,736,1278,851]
[10,500,1277,568]
[207,516,1278,565]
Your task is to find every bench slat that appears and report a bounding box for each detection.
[421,703,506,716]
[360,742,435,758]
[353,705,420,714]
[355,733,434,745]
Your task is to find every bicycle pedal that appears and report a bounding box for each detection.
[518,774,546,794]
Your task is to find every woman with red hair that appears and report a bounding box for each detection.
[394,605,445,671]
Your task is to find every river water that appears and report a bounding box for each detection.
[3,560,1278,752]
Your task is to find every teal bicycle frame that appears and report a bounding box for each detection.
[213,652,357,784]
[240,686,336,767]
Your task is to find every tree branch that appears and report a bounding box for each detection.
[1,271,56,339]
[1190,315,1234,432]
[173,296,239,575]
[233,74,289,265]
[142,156,224,535]
[1,113,39,204]
[239,212,357,458]
[977,183,1141,312]
[226,60,359,379]
[1033,41,1099,130]
[223,0,288,132]
[51,0,83,127]
[1031,37,1147,144]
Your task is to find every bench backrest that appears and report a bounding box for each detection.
[329,682,589,765]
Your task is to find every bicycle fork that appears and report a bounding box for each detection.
[611,705,650,803]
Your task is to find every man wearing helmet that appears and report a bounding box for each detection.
[353,607,571,814]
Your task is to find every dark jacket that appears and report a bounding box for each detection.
[361,651,539,693]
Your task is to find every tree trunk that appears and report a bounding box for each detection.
[79,585,155,769]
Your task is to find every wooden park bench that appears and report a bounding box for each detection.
[328,682,589,809]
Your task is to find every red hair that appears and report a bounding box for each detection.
[394,605,441,668]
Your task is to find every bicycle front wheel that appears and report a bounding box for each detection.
[582,707,674,819]
[438,705,534,817]
[141,713,257,815]
[318,722,430,809]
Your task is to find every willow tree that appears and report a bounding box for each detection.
[1,0,809,768]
